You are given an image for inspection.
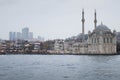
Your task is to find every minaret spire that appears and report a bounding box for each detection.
[94,9,97,29]
[81,9,85,35]
[81,9,85,42]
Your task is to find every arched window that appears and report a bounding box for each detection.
[92,38,93,43]
[95,38,96,43]
[107,38,109,43]
[110,38,112,43]
[104,38,105,43]
[97,38,99,43]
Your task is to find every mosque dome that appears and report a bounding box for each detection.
[95,23,110,31]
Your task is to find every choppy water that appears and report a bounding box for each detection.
[0,55,120,80]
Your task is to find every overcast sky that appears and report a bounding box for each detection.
[0,0,120,40]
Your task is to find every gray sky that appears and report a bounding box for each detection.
[0,0,120,40]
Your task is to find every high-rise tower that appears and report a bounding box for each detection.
[22,27,29,40]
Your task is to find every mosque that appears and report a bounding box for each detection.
[54,9,117,54]
[81,9,116,54]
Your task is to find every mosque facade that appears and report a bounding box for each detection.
[53,9,117,54]
[87,24,116,54]
[82,10,116,54]
[81,9,116,54]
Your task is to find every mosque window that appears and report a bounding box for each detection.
[107,38,109,43]
[94,38,96,43]
[97,38,99,43]
[110,38,112,43]
[92,38,93,43]
[104,38,105,43]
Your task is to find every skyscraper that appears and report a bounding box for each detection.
[13,32,16,40]
[9,27,34,41]
[9,32,13,41]
[16,32,22,40]
[29,32,33,40]
[22,27,29,40]
[9,32,17,41]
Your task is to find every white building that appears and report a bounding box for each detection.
[53,9,117,54]
[54,39,64,53]
[88,23,116,54]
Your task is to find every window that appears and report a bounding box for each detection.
[92,38,93,43]
[104,38,105,43]
[107,38,109,43]
[97,38,99,43]
[95,38,96,43]
[110,38,112,43]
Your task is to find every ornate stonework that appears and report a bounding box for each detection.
[88,24,116,54]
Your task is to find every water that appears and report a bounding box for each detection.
[0,55,120,80]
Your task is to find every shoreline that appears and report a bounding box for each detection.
[0,52,120,55]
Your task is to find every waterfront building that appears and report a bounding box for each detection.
[116,32,120,43]
[54,9,117,54]
[63,41,75,53]
[54,39,64,53]
[83,9,116,54]
[79,9,117,54]
[88,23,116,54]
[33,42,40,50]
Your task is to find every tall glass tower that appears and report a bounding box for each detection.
[22,27,29,40]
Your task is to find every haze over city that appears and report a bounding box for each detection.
[0,0,120,40]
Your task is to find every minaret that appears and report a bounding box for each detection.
[81,9,85,53]
[81,9,85,35]
[94,9,97,29]
[81,9,85,42]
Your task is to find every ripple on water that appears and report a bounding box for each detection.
[0,74,6,77]
[63,76,69,78]
[0,66,13,71]
[0,55,120,80]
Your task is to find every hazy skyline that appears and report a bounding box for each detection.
[0,0,120,40]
